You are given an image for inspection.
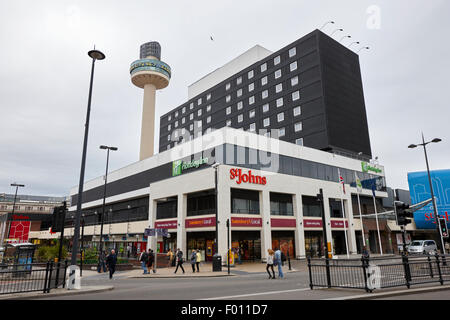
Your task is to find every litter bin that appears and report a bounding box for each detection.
[212,253,222,272]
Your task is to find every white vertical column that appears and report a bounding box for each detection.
[217,167,231,260]
[140,83,156,160]
[147,195,157,251]
[293,194,305,259]
[176,193,187,253]
[260,190,272,263]
[345,197,357,254]
[322,194,333,256]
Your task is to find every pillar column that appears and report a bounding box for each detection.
[147,196,157,251]
[217,167,231,260]
[344,197,357,255]
[293,194,305,259]
[322,194,333,256]
[140,83,156,160]
[176,193,187,254]
[260,190,272,262]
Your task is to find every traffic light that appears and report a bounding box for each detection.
[439,217,449,238]
[395,201,413,226]
[51,202,66,232]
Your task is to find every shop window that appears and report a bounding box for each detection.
[156,200,177,219]
[302,196,321,217]
[231,189,260,215]
[270,192,294,216]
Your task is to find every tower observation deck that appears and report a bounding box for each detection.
[130,41,171,160]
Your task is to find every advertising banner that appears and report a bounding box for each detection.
[231,217,262,227]
[185,217,216,228]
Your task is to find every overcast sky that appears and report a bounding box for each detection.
[0,0,449,197]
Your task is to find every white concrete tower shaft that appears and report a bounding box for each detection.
[130,42,171,160]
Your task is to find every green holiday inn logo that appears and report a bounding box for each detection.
[172,157,209,176]
[361,162,382,174]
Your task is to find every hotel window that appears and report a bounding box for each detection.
[292,90,300,101]
[275,83,283,93]
[190,102,194,110]
[198,98,202,105]
[207,116,211,123]
[168,115,172,121]
[198,109,202,116]
[279,127,285,137]
[175,111,178,117]
[264,131,271,138]
[189,123,194,131]
[291,76,299,86]
[290,61,297,72]
[181,128,186,135]
[205,127,212,134]
[248,70,254,79]
[168,124,171,131]
[167,135,171,141]
[226,106,232,115]
[296,138,304,146]
[249,123,256,131]
[249,96,255,105]
[261,76,268,86]
[295,121,303,132]
[248,82,254,92]
[174,130,178,138]
[197,120,202,128]
[226,119,232,126]
[277,112,284,122]
[174,120,178,127]
[206,105,211,112]
[260,62,267,72]
[275,69,282,79]
[238,114,243,123]
[226,95,231,102]
[226,83,231,91]
[289,47,296,57]
[190,113,194,120]
[237,101,243,110]
[262,103,269,113]
[236,76,242,85]
[237,88,243,97]
[263,117,270,127]
[249,109,255,118]
[182,117,186,124]
[207,93,211,101]
[293,106,301,116]
[276,97,283,107]
[262,90,268,99]
[189,135,193,141]
[274,55,281,65]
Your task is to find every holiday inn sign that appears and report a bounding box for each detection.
[172,157,209,176]
[361,161,382,174]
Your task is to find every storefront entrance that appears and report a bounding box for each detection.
[332,231,348,255]
[162,233,177,254]
[304,231,323,257]
[187,231,215,261]
[271,231,295,258]
[231,231,261,261]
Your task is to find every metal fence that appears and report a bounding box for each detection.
[0,260,69,295]
[308,254,450,292]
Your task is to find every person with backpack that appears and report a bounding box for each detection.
[190,250,197,273]
[174,248,185,274]
[274,247,284,279]
[147,249,155,274]
[139,250,149,274]
[266,249,276,279]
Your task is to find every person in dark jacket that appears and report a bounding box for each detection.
[190,250,197,273]
[147,249,155,274]
[174,248,185,274]
[97,250,107,273]
[106,249,117,279]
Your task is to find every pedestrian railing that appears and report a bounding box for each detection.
[308,254,450,292]
[0,260,69,295]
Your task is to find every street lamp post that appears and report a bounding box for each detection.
[71,49,105,268]
[98,145,118,267]
[408,134,445,254]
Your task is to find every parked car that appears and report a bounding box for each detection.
[407,240,437,255]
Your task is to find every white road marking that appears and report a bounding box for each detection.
[200,287,313,300]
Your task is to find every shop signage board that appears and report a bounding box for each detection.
[155,220,177,229]
[185,217,216,228]
[271,218,296,228]
[172,157,209,176]
[303,219,323,228]
[361,162,382,174]
[231,217,262,227]
[229,168,267,185]
[330,220,349,228]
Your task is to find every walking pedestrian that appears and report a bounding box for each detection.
[97,250,107,273]
[106,249,117,280]
[174,248,185,274]
[190,250,197,273]
[167,248,174,268]
[195,249,201,272]
[274,247,284,279]
[147,249,155,274]
[139,249,149,274]
[266,249,276,279]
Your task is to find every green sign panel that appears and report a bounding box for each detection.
[361,162,382,174]
[172,157,209,176]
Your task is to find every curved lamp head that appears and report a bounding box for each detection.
[88,49,106,60]
[408,144,418,149]
[431,138,442,143]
